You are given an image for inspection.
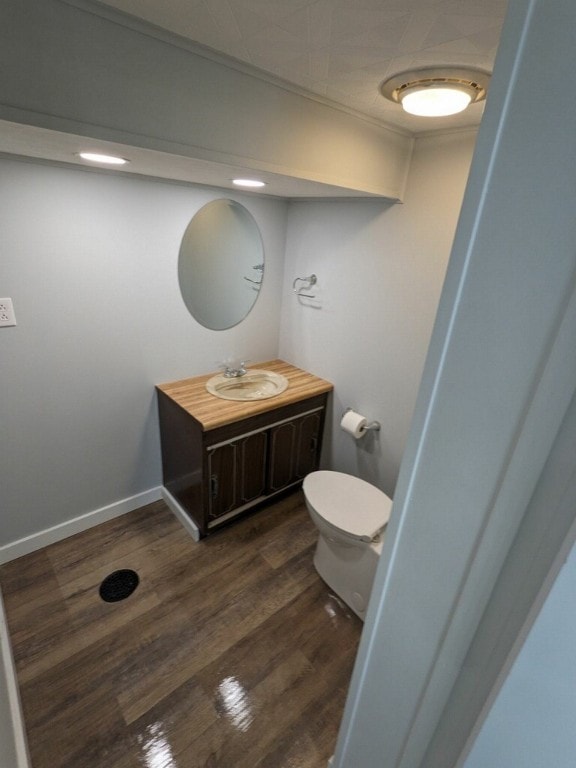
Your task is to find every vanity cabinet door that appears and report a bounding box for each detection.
[237,431,268,504]
[207,442,237,521]
[207,431,268,521]
[268,410,323,493]
[267,420,298,492]
[294,411,323,479]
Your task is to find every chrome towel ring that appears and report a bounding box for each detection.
[293,274,317,298]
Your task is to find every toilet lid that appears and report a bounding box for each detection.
[303,471,392,542]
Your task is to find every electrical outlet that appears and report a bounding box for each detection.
[0,298,17,327]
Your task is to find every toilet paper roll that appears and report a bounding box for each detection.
[340,409,367,439]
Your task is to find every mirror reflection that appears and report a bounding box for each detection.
[178,199,264,330]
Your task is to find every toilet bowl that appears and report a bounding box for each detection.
[303,470,392,620]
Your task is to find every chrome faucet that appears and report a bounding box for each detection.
[222,360,249,378]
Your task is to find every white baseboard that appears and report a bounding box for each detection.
[161,487,200,542]
[0,587,30,768]
[0,487,163,565]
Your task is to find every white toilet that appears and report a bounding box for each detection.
[303,470,392,620]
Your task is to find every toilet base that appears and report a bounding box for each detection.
[313,534,383,621]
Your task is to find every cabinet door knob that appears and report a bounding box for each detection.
[210,474,219,498]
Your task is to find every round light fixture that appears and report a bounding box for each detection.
[78,152,129,165]
[380,67,490,118]
[232,178,266,188]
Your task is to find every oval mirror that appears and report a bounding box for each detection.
[178,199,264,330]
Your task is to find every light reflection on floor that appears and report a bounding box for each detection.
[138,721,178,768]
[324,593,353,626]
[324,600,337,621]
[215,675,255,733]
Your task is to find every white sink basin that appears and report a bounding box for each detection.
[205,369,289,401]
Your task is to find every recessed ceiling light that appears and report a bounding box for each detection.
[232,178,266,188]
[77,152,129,165]
[380,67,491,118]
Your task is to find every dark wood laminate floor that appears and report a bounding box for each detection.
[0,491,362,768]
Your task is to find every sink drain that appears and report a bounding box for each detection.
[99,569,139,603]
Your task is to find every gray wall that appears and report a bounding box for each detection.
[0,157,287,552]
[280,130,476,495]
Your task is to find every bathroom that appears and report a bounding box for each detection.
[4,1,576,767]
[0,129,474,766]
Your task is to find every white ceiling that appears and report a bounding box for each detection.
[97,0,508,133]
[1,0,508,197]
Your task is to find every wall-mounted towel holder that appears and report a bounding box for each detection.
[293,274,317,298]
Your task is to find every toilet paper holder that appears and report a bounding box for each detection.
[343,408,381,434]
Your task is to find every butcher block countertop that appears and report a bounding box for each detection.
[156,359,333,431]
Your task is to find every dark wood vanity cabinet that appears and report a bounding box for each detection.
[157,387,329,537]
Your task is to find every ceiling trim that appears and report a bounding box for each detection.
[411,125,480,141]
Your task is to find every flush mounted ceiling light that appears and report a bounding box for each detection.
[77,152,129,165]
[380,67,490,117]
[232,178,266,188]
